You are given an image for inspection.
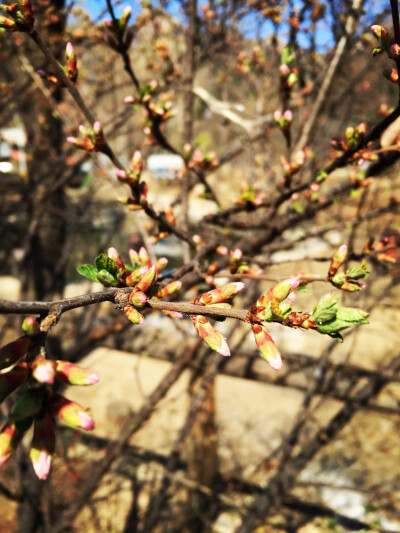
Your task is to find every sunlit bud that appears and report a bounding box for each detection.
[129,291,147,307]
[331,138,346,151]
[383,68,399,83]
[192,234,205,245]
[273,110,282,122]
[216,246,228,255]
[155,281,182,298]
[251,323,282,370]
[279,64,290,77]
[356,122,367,135]
[32,356,55,385]
[129,249,140,267]
[115,169,128,180]
[328,244,347,278]
[163,203,176,225]
[22,317,40,336]
[292,150,305,169]
[65,42,78,83]
[291,192,300,201]
[338,280,365,291]
[124,306,145,325]
[390,43,400,57]
[124,95,135,104]
[370,25,388,40]
[0,364,29,403]
[155,257,168,274]
[139,247,150,266]
[310,182,319,193]
[19,0,34,26]
[107,247,124,270]
[66,42,75,59]
[30,411,55,480]
[0,336,32,373]
[0,16,17,31]
[0,421,22,467]
[162,310,183,319]
[192,315,230,356]
[126,265,149,286]
[135,265,157,293]
[121,5,132,25]
[198,282,245,305]
[283,109,293,121]
[131,150,143,175]
[79,124,87,136]
[50,394,95,430]
[207,262,218,275]
[55,361,99,385]
[271,277,300,302]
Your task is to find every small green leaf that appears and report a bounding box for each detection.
[77,264,99,283]
[346,262,369,280]
[96,269,118,287]
[336,307,369,323]
[94,254,119,276]
[316,170,328,183]
[310,293,338,324]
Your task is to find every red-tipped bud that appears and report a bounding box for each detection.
[155,257,168,274]
[155,281,182,298]
[22,317,40,336]
[216,246,228,256]
[129,249,141,267]
[55,361,99,385]
[19,0,34,27]
[107,247,124,270]
[124,306,145,325]
[192,234,205,245]
[30,411,55,480]
[192,315,230,356]
[65,42,78,83]
[371,25,388,40]
[390,43,400,58]
[130,150,143,177]
[198,282,245,305]
[50,394,95,431]
[163,203,176,225]
[129,291,147,307]
[31,356,56,385]
[271,277,300,302]
[251,323,282,370]
[126,265,149,286]
[0,421,22,467]
[139,246,150,266]
[328,244,348,278]
[135,265,157,293]
[162,310,183,319]
[0,16,17,31]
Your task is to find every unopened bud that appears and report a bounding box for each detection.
[251,323,282,370]
[55,361,99,385]
[124,306,145,324]
[22,317,40,336]
[129,291,147,307]
[50,394,95,430]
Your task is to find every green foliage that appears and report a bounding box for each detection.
[77,254,123,286]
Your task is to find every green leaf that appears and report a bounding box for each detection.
[310,293,338,324]
[77,264,99,283]
[96,269,118,287]
[94,254,119,276]
[316,170,328,183]
[346,262,370,280]
[336,307,369,323]
[281,45,294,65]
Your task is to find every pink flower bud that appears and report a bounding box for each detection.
[139,247,150,266]
[50,394,95,431]
[192,315,230,356]
[66,42,75,59]
[279,64,290,77]
[124,306,145,325]
[198,282,245,305]
[155,281,182,298]
[135,265,157,293]
[93,121,102,134]
[124,96,135,104]
[115,169,128,179]
[216,246,228,256]
[328,244,347,278]
[55,361,99,385]
[30,411,55,480]
[252,323,282,370]
[107,247,124,270]
[155,257,168,274]
[22,317,40,336]
[129,291,147,307]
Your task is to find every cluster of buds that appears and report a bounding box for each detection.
[125,84,177,141]
[147,203,177,244]
[116,151,148,211]
[236,46,266,74]
[202,3,217,20]
[234,181,265,206]
[0,319,97,480]
[327,244,369,291]
[279,63,298,92]
[331,122,367,153]
[37,42,78,87]
[362,232,399,264]
[370,25,400,59]
[191,282,245,356]
[104,5,133,53]
[0,0,34,32]
[67,121,105,152]
[273,109,293,133]
[281,148,313,187]
[228,248,263,276]
[247,1,282,23]
[183,145,219,172]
